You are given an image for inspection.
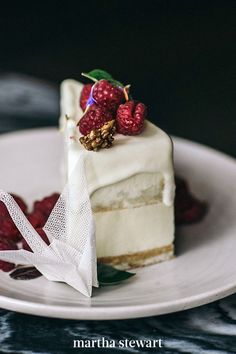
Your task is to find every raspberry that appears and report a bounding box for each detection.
[0,218,20,242]
[0,240,17,272]
[34,193,60,218]
[0,194,27,243]
[78,105,114,135]
[116,100,146,135]
[22,238,30,251]
[92,80,125,112]
[79,84,93,111]
[37,228,50,245]
[0,203,9,217]
[175,177,207,225]
[11,194,28,214]
[180,200,207,224]
[0,194,27,217]
[0,235,17,249]
[27,210,46,228]
[22,228,50,252]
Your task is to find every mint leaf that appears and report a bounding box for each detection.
[82,69,124,87]
[109,79,124,88]
[82,69,113,82]
[9,264,135,287]
[97,263,135,286]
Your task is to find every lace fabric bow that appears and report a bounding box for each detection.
[0,152,98,297]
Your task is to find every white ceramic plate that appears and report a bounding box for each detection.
[0,128,235,320]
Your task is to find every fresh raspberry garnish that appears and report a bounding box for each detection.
[27,210,47,228]
[11,194,28,214]
[0,235,17,249]
[116,100,146,135]
[0,240,17,272]
[33,193,60,218]
[0,194,27,244]
[78,105,114,135]
[92,80,125,112]
[36,228,50,245]
[0,202,9,217]
[22,228,50,252]
[179,200,207,224]
[0,218,20,242]
[0,194,27,217]
[22,238,30,251]
[175,177,207,225]
[79,83,93,111]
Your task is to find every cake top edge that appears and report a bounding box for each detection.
[60,71,175,206]
[60,78,172,148]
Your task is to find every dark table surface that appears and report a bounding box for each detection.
[0,75,235,354]
[1,294,236,354]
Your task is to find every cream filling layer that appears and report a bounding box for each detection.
[94,203,174,258]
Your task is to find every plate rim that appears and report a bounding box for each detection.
[0,280,236,320]
[0,127,235,320]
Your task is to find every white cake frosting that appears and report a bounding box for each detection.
[60,79,175,267]
[61,80,175,206]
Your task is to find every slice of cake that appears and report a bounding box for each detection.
[59,75,175,269]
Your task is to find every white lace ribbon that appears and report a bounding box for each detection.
[0,152,98,297]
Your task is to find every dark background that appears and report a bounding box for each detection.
[0,0,235,156]
[0,3,235,353]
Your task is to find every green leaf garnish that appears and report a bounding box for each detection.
[97,263,135,286]
[82,69,113,82]
[110,78,124,88]
[81,69,124,87]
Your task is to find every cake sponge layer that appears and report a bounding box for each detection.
[91,172,163,211]
[98,244,174,270]
[95,202,174,258]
